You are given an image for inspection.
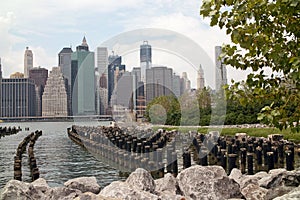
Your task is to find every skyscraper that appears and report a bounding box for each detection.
[58,47,73,87]
[24,47,33,78]
[98,73,108,115]
[107,54,125,105]
[215,46,227,90]
[58,47,73,115]
[97,47,108,77]
[140,41,152,82]
[172,73,181,97]
[181,72,191,93]
[0,58,2,79]
[71,37,95,115]
[0,78,36,117]
[114,72,136,109]
[42,67,68,117]
[197,64,205,90]
[99,88,108,115]
[146,66,173,103]
[0,58,2,114]
[29,67,48,116]
[132,67,141,84]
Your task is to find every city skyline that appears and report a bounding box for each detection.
[0,0,253,89]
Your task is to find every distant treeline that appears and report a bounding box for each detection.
[145,88,273,126]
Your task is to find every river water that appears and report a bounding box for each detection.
[0,121,125,190]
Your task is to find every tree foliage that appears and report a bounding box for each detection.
[201,0,300,132]
[180,87,212,126]
[145,95,181,125]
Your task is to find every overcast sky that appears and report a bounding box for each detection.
[0,0,251,89]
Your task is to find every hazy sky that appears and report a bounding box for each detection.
[0,0,251,89]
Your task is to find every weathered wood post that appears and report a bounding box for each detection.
[255,146,263,172]
[286,150,294,171]
[247,153,254,175]
[240,148,247,174]
[228,154,237,174]
[267,152,274,171]
[183,150,191,169]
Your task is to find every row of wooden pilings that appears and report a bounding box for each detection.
[68,126,179,178]
[0,126,21,139]
[188,132,299,175]
[67,126,300,178]
[14,130,42,181]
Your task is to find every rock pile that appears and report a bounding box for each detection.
[1,166,300,200]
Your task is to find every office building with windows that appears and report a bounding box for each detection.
[71,37,95,115]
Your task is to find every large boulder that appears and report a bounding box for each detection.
[258,169,287,188]
[43,187,82,200]
[64,177,101,194]
[265,186,295,200]
[125,168,155,193]
[158,193,187,200]
[257,168,300,188]
[250,171,268,180]
[229,168,243,185]
[31,178,50,193]
[155,173,182,195]
[74,192,121,200]
[241,183,268,200]
[177,165,242,200]
[0,180,33,200]
[273,186,300,200]
[100,181,159,200]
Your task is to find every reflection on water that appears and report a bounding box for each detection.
[0,121,124,189]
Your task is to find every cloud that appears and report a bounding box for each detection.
[118,12,232,88]
[0,0,250,86]
[0,12,26,77]
[119,11,252,88]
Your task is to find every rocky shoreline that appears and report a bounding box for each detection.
[1,165,300,200]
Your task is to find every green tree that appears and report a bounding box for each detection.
[145,95,181,125]
[201,0,300,132]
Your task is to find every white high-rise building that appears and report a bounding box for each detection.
[181,72,191,93]
[24,47,33,78]
[97,47,108,78]
[197,64,205,90]
[215,46,227,90]
[42,67,68,117]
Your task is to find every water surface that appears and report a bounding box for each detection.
[0,121,124,189]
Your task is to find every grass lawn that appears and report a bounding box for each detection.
[154,126,300,143]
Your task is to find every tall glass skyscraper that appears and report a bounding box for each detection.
[71,37,95,115]
[140,41,152,82]
[58,47,73,115]
[58,47,73,86]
